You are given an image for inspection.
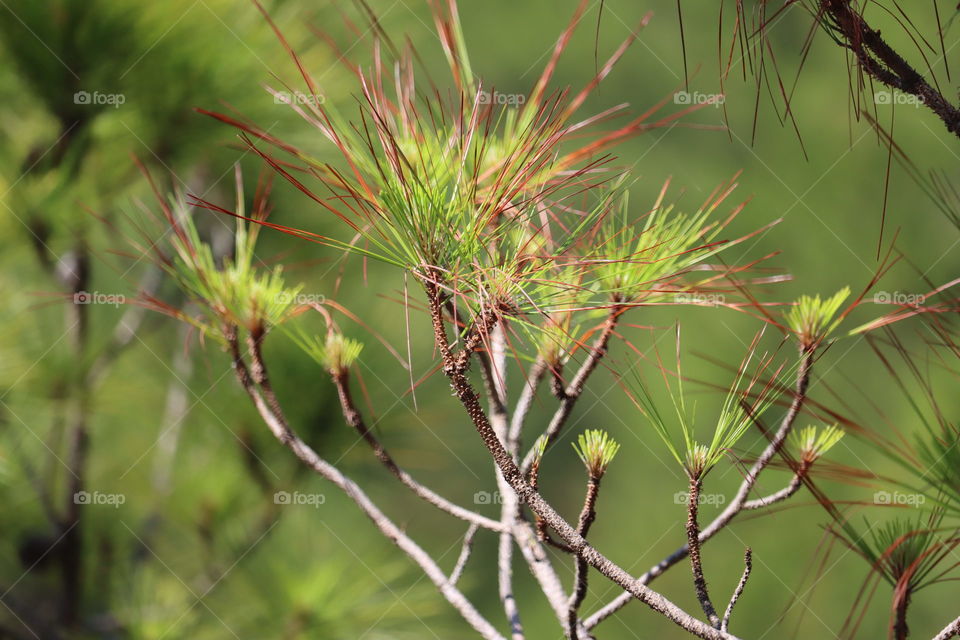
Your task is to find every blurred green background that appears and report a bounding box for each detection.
[0,1,957,638]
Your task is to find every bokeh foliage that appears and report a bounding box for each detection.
[0,1,957,639]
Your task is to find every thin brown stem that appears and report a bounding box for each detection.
[520,308,621,474]
[820,0,960,137]
[894,591,911,640]
[227,327,507,640]
[450,523,479,586]
[585,348,814,630]
[330,369,504,531]
[567,476,600,639]
[721,548,752,633]
[687,477,720,628]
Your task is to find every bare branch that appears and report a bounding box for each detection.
[450,523,479,586]
[721,549,752,634]
[586,348,814,629]
[330,369,505,532]
[932,615,960,640]
[742,464,807,510]
[508,357,547,459]
[513,520,571,621]
[484,322,526,640]
[227,327,507,640]
[498,502,524,640]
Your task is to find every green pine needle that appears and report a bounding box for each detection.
[790,424,845,462]
[531,435,549,465]
[573,429,621,477]
[785,287,850,346]
[289,330,364,374]
[632,349,783,479]
[163,194,300,341]
[585,189,741,305]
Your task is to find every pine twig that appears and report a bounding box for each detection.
[721,548,752,633]
[227,326,507,640]
[586,348,814,630]
[520,307,621,474]
[450,523,479,585]
[329,369,504,532]
[820,0,960,138]
[425,286,742,640]
[686,477,721,629]
[931,615,960,640]
[567,476,600,639]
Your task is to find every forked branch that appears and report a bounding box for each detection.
[330,369,504,531]
[520,307,622,474]
[227,326,506,640]
[425,285,742,640]
[586,347,814,629]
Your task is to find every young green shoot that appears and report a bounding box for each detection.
[288,328,363,376]
[588,192,736,304]
[790,424,845,464]
[141,170,302,343]
[632,336,782,480]
[573,430,621,479]
[785,287,850,348]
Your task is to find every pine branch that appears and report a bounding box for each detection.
[586,347,814,629]
[686,477,721,628]
[520,307,622,474]
[450,523,479,586]
[226,326,507,640]
[567,476,600,639]
[330,369,504,531]
[742,463,809,510]
[721,549,752,633]
[425,287,742,640]
[931,615,960,640]
[820,0,960,137]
